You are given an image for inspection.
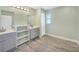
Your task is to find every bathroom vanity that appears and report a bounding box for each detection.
[29,26,40,40]
[0,30,16,52]
[0,9,40,52]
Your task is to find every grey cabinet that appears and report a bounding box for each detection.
[0,32,16,52]
[30,27,39,40]
[0,42,3,52]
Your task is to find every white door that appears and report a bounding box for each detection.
[40,13,45,37]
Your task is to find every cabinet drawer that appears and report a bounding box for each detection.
[0,32,16,52]
[0,32,16,40]
[2,36,16,52]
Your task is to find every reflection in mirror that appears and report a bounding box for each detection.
[0,11,14,32]
[1,15,12,31]
[27,15,33,27]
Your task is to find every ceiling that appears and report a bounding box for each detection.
[30,6,59,10]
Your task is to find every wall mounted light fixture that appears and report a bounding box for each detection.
[13,6,30,12]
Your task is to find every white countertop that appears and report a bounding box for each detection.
[0,29,16,35]
[29,26,40,30]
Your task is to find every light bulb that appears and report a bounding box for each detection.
[16,6,20,8]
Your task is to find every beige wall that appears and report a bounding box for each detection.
[77,7,79,39]
[34,8,46,27]
[34,9,41,27]
[46,6,78,40]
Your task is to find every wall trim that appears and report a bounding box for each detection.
[45,33,79,45]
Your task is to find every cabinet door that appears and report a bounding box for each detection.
[30,28,39,39]
[30,29,35,39]
[0,42,3,52]
[3,38,14,51]
[3,33,16,52]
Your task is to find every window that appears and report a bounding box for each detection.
[46,13,52,24]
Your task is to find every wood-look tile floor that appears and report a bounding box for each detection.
[15,35,79,52]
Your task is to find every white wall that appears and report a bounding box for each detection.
[46,7,78,40]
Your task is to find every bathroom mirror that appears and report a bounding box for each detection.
[27,15,33,27]
[0,10,14,32]
[1,15,12,30]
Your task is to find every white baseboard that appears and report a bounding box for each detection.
[45,33,79,45]
[39,34,46,38]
